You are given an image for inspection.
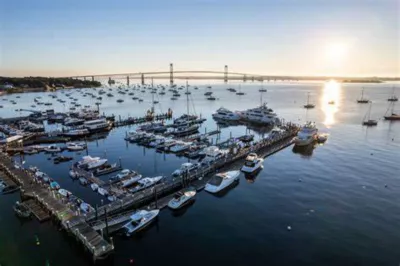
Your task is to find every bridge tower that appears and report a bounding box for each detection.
[170,63,174,87]
[127,76,130,86]
[243,75,247,82]
[91,76,94,82]
[84,76,86,81]
[252,76,254,82]
[141,73,145,85]
[224,65,228,83]
[108,77,112,86]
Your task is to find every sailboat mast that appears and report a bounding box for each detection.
[186,80,189,118]
[307,92,310,105]
[151,78,154,113]
[361,88,364,100]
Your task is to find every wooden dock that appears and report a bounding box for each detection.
[22,199,51,222]
[0,152,114,261]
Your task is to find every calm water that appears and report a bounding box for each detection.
[1,82,399,266]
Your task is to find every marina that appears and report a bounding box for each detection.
[0,82,399,266]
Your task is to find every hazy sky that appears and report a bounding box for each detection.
[0,0,399,77]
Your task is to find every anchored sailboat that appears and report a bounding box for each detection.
[357,88,369,104]
[362,103,378,126]
[304,92,315,109]
[387,87,398,102]
[384,101,400,121]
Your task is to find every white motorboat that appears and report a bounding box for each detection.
[111,169,135,181]
[69,170,80,179]
[130,176,164,193]
[58,188,71,197]
[122,209,160,236]
[64,117,85,126]
[66,142,86,151]
[77,156,108,170]
[62,129,90,137]
[90,183,99,191]
[205,170,240,193]
[108,195,117,202]
[120,174,143,188]
[293,122,318,146]
[44,145,61,153]
[169,141,191,153]
[148,136,165,147]
[212,107,240,121]
[167,188,196,210]
[97,187,109,196]
[172,162,200,177]
[200,146,228,165]
[241,153,264,173]
[236,103,279,125]
[80,202,92,213]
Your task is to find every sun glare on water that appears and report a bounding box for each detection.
[321,80,341,126]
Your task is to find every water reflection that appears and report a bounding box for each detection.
[321,80,341,126]
[292,143,315,158]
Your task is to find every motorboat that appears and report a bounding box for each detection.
[205,171,240,193]
[90,183,99,191]
[236,103,279,125]
[172,124,199,137]
[80,202,92,213]
[129,176,164,193]
[13,201,31,218]
[200,146,228,165]
[79,177,88,186]
[170,141,191,153]
[44,145,61,153]
[122,209,160,236]
[69,170,80,179]
[111,169,136,181]
[120,173,143,188]
[50,181,60,190]
[212,107,240,121]
[64,117,85,126]
[58,188,72,197]
[148,136,166,147]
[167,188,196,210]
[97,187,109,196]
[174,114,198,125]
[172,162,200,177]
[66,142,86,151]
[241,153,264,173]
[293,122,318,146]
[77,156,108,170]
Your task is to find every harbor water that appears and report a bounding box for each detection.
[0,82,399,266]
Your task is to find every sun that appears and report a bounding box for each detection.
[325,43,348,64]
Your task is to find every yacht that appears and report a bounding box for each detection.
[172,162,200,177]
[122,209,160,236]
[97,187,109,196]
[236,103,279,125]
[111,169,136,181]
[77,156,108,170]
[212,107,240,121]
[90,183,99,191]
[205,171,240,193]
[174,114,198,125]
[293,122,318,146]
[241,153,264,173]
[64,117,85,126]
[66,142,86,151]
[84,118,111,133]
[167,188,196,210]
[129,176,164,193]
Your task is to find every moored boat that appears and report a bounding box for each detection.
[167,188,196,210]
[205,171,240,194]
[122,209,160,236]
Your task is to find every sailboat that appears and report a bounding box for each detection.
[236,84,245,95]
[173,81,200,137]
[362,103,378,126]
[357,88,369,103]
[384,101,400,121]
[303,92,315,109]
[387,87,398,102]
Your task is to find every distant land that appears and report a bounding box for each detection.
[0,77,101,93]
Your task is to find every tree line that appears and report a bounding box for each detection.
[0,77,101,88]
